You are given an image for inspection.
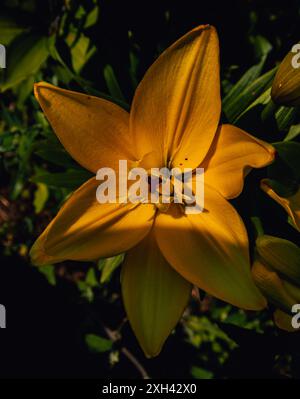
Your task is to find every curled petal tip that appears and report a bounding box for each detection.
[259,141,276,165]
[260,178,271,191]
[33,82,41,99]
[268,145,277,161]
[33,81,52,100]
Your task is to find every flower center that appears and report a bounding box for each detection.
[146,170,196,213]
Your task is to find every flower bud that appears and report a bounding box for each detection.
[271,43,300,107]
[252,234,300,332]
[252,260,295,313]
[256,235,300,285]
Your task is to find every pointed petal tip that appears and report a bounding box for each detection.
[121,232,190,358]
[246,293,267,311]
[29,224,62,266]
[130,22,220,169]
[34,81,48,91]
[29,237,51,266]
[34,81,54,101]
[33,82,42,99]
[139,339,164,358]
[193,24,215,32]
[253,138,276,167]
[137,327,174,358]
[260,178,271,191]
[144,348,162,358]
[260,178,278,198]
[237,285,267,310]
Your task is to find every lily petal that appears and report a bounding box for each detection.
[30,178,155,265]
[130,25,221,169]
[203,124,275,199]
[261,179,300,231]
[121,231,191,357]
[34,82,135,173]
[154,186,266,310]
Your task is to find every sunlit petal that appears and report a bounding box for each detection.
[203,124,275,199]
[34,82,136,172]
[130,25,221,169]
[154,186,266,310]
[30,177,156,265]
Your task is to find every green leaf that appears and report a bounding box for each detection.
[85,334,113,353]
[129,51,139,89]
[274,141,300,179]
[267,154,298,197]
[68,33,96,73]
[33,183,49,213]
[49,40,130,111]
[77,281,94,303]
[1,33,49,91]
[0,16,29,45]
[15,75,35,107]
[284,123,300,141]
[275,106,297,132]
[31,169,93,189]
[224,311,247,327]
[250,35,272,60]
[99,254,124,283]
[84,5,99,28]
[11,173,25,200]
[242,87,271,116]
[191,366,213,379]
[85,268,98,287]
[38,265,56,286]
[103,64,126,102]
[18,128,38,162]
[34,139,79,168]
[223,64,264,114]
[223,36,272,123]
[224,67,277,123]
[49,36,96,92]
[184,315,235,349]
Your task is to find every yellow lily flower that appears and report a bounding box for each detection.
[252,235,300,332]
[30,25,275,357]
[261,179,300,231]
